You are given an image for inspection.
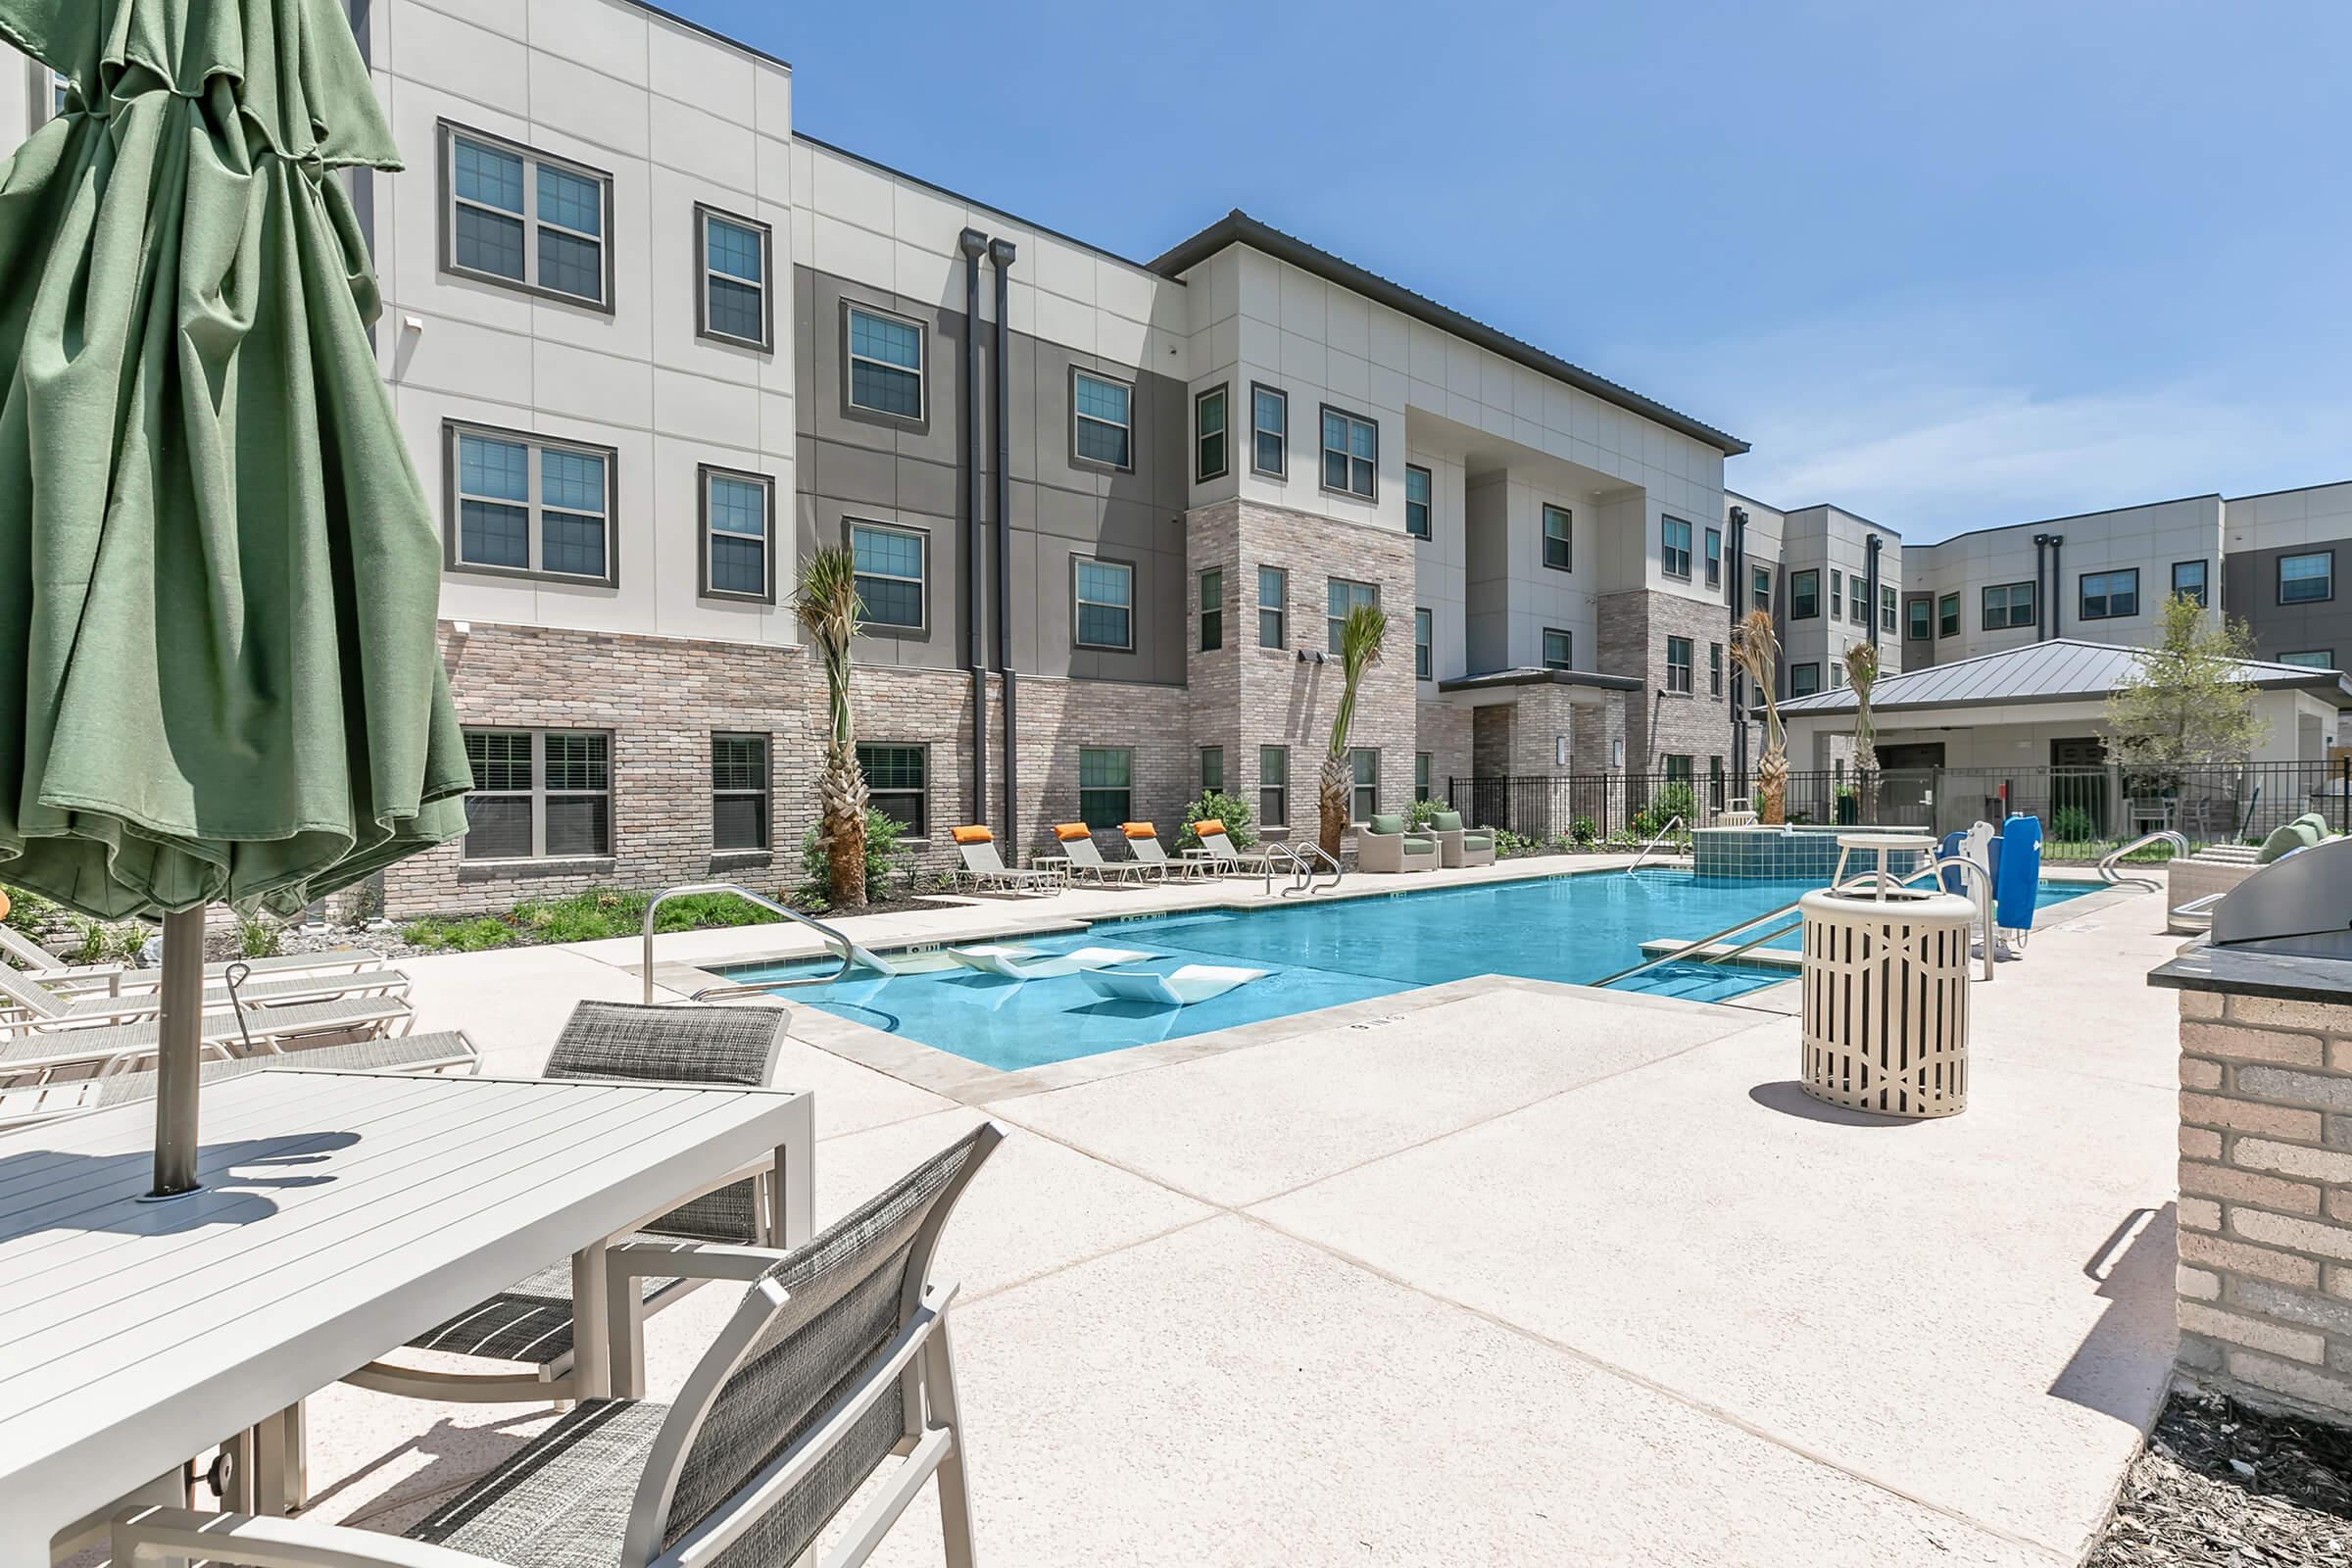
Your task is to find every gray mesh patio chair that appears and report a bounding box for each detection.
[116,1125,1004,1568]
[344,1002,791,1406]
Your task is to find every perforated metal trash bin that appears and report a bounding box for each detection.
[1799,887,1976,1118]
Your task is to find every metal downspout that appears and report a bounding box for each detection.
[1727,507,1748,794]
[959,228,989,827]
[990,238,1018,860]
[1864,532,1884,652]
[2047,533,2064,640]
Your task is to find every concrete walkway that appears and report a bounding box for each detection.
[291,865,2179,1566]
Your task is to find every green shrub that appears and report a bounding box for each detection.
[400,916,517,953]
[237,913,282,958]
[1570,816,1597,845]
[2051,806,2096,843]
[1402,799,1447,831]
[1,884,61,935]
[1177,792,1255,852]
[799,808,914,903]
[1491,827,1536,858]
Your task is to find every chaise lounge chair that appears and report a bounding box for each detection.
[1042,820,1152,884]
[1080,963,1268,1006]
[1186,818,1263,876]
[945,944,1157,981]
[0,995,416,1089]
[0,960,408,1029]
[1357,813,1440,873]
[117,1125,1005,1568]
[0,921,385,996]
[951,825,1059,896]
[347,1001,791,1405]
[0,1029,479,1131]
[1121,821,1197,880]
[1427,810,1494,868]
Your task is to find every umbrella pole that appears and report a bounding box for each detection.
[149,906,208,1199]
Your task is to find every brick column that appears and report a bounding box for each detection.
[2174,987,2352,1417]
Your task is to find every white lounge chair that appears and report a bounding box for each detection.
[1079,963,1267,1005]
[1122,821,1203,880]
[0,995,415,1089]
[0,1029,479,1131]
[945,944,1157,981]
[950,826,1058,896]
[1186,819,1263,876]
[1043,822,1152,884]
[0,960,407,1028]
[0,920,383,994]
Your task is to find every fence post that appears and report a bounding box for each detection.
[2341,757,2350,837]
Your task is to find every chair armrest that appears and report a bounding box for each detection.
[115,1506,499,1568]
[608,1238,793,1284]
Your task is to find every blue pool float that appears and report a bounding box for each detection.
[1995,813,2042,934]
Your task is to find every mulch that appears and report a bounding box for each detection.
[2087,1391,2350,1565]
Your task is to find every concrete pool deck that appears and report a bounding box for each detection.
[287,858,2177,1566]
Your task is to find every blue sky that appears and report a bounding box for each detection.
[677,0,2349,542]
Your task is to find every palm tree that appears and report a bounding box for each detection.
[1731,608,1788,824]
[1844,642,1881,823]
[1319,603,1389,858]
[792,546,870,907]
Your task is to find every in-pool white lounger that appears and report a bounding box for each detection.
[946,945,1157,981]
[1078,964,1267,1006]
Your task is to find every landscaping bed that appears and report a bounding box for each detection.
[2088,1392,2349,1565]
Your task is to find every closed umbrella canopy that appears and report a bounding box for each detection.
[0,0,469,923]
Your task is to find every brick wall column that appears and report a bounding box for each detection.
[2173,987,2352,1418]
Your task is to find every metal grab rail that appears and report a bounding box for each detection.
[641,882,881,1003]
[2098,829,2188,892]
[1626,816,1689,875]
[1591,897,1806,990]
[1258,842,1343,897]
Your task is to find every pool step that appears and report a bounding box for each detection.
[1636,937,1801,970]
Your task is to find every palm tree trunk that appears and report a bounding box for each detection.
[1319,754,1350,858]
[818,748,867,907]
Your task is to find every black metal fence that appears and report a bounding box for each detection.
[1449,760,2352,855]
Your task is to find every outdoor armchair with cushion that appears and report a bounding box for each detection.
[1357,813,1440,873]
[949,825,1057,896]
[117,1124,1004,1568]
[1427,810,1494,868]
[344,1002,791,1406]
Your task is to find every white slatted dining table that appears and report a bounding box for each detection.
[0,1068,814,1567]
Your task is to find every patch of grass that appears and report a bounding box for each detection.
[400,916,519,953]
[402,887,787,954]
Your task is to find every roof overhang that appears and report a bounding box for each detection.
[1438,668,1644,696]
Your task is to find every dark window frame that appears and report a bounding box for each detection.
[1326,576,1379,655]
[1318,403,1379,501]
[1788,662,1822,699]
[1070,365,1137,473]
[1665,635,1693,695]
[2172,559,2209,608]
[1413,607,1433,680]
[1072,553,1138,653]
[1905,596,1932,642]
[1937,592,1961,639]
[1257,564,1288,649]
[1194,382,1230,483]
[1077,746,1134,829]
[438,120,615,315]
[844,516,931,636]
[1983,580,2037,631]
[1542,627,1574,671]
[461,726,613,862]
[840,297,929,430]
[1708,641,1723,697]
[1200,745,1224,794]
[858,742,931,841]
[692,203,774,353]
[1405,464,1434,540]
[697,464,776,605]
[1250,382,1289,478]
[2078,567,2140,621]
[1258,744,1289,828]
[2279,550,2335,606]
[1199,566,1224,652]
[2278,650,2337,670]
[1790,568,1820,620]
[1704,526,1721,589]
[1660,515,1692,580]
[710,732,770,853]
[1542,504,1574,572]
[442,419,619,588]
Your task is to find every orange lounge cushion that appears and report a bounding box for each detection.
[1054,822,1093,842]
[951,825,994,845]
[1193,819,1226,838]
[1121,822,1156,839]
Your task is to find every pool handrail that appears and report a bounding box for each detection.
[641,881,885,1003]
[1626,816,1689,875]
[2098,829,2187,893]
[1258,841,1342,898]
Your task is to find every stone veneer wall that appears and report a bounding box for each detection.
[1185,499,1418,850]
[1595,590,1733,772]
[2174,988,2352,1420]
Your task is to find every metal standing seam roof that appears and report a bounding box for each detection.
[1777,638,2352,715]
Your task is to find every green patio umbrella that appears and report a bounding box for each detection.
[0,0,471,1194]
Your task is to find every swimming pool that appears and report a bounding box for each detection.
[719,870,2098,1072]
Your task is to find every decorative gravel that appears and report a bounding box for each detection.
[2088,1392,2350,1565]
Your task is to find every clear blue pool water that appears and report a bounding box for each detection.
[720,871,2097,1072]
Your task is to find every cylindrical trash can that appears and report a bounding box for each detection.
[1799,887,1975,1117]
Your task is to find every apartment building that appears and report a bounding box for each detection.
[3,0,1755,913]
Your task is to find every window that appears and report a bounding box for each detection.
[2280,651,2336,670]
[711,734,768,852]
[849,521,927,630]
[1072,369,1133,469]
[1405,466,1433,540]
[1665,636,1693,695]
[1199,568,1224,652]
[1327,577,1378,654]
[443,124,611,308]
[46,70,69,120]
[1788,663,1821,699]
[1850,575,1868,626]
[2172,560,2209,608]
[2280,551,2334,605]
[462,728,611,860]
[1350,748,1379,823]
[1906,598,1932,642]
[1251,384,1288,476]
[1938,592,1961,638]
[1704,527,1721,589]
[1660,516,1691,579]
[447,424,615,585]
[1543,628,1573,671]
[1078,748,1132,828]
[846,305,925,419]
[859,745,929,839]
[1709,642,1723,698]
[1983,580,2037,631]
[1791,569,1820,619]
[1257,564,1287,648]
[1830,657,1845,688]
[1663,755,1692,786]
[1829,570,1842,620]
[1200,746,1224,793]
[1752,564,1772,611]
[1881,584,1898,634]
[2079,568,2139,621]
[1259,746,1288,828]
[1415,753,1433,804]
[696,207,771,350]
[1320,406,1378,499]
[1543,504,1575,572]
[1195,385,1229,482]
[1074,558,1135,650]
[700,466,773,602]
[1414,608,1433,680]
